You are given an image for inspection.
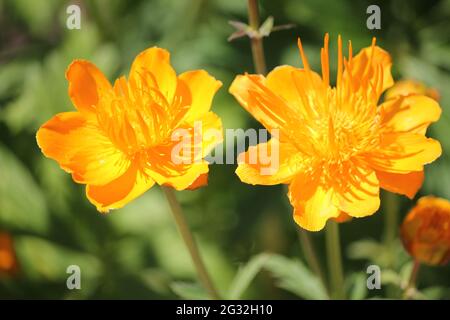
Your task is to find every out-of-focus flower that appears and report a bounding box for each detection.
[401,196,450,266]
[0,232,18,276]
[229,34,442,231]
[37,48,223,212]
[385,79,440,101]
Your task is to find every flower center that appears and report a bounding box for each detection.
[96,76,188,158]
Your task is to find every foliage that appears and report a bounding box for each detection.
[0,0,449,299]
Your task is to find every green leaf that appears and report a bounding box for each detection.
[227,253,271,299]
[259,16,274,37]
[346,272,368,300]
[171,282,209,300]
[264,254,329,300]
[0,144,49,233]
[15,235,101,298]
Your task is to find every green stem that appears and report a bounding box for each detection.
[325,221,345,299]
[403,260,420,300]
[162,186,220,300]
[247,0,267,75]
[297,228,328,294]
[383,191,400,244]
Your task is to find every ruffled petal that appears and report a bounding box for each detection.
[178,70,222,122]
[86,166,155,212]
[193,111,223,158]
[288,172,340,232]
[376,170,423,199]
[142,127,212,190]
[332,166,380,217]
[36,112,129,185]
[380,95,441,135]
[366,132,441,173]
[129,47,178,104]
[236,139,304,185]
[345,44,394,97]
[146,160,210,191]
[229,74,295,132]
[66,60,112,114]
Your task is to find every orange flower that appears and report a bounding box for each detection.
[229,34,442,231]
[401,196,450,266]
[0,232,17,276]
[37,48,223,212]
[385,79,440,101]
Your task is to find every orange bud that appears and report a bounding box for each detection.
[400,196,450,266]
[0,232,18,276]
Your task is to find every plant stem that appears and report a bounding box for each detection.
[162,186,220,300]
[297,228,328,294]
[247,0,267,75]
[325,221,345,299]
[403,260,421,300]
[383,191,399,244]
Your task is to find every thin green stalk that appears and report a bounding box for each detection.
[162,186,220,299]
[383,191,400,244]
[325,221,345,299]
[403,260,421,300]
[297,228,328,293]
[247,0,267,75]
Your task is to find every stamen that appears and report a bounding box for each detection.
[321,33,330,86]
[297,38,311,72]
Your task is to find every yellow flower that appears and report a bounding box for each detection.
[0,232,17,276]
[37,48,223,212]
[229,34,442,231]
[401,196,450,266]
[385,79,440,101]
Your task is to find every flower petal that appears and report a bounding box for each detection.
[380,95,441,135]
[265,66,325,110]
[332,166,380,217]
[147,161,210,191]
[36,112,130,185]
[236,139,304,185]
[229,74,294,132]
[86,166,155,212]
[129,47,177,104]
[345,44,394,96]
[288,173,340,232]
[66,60,112,114]
[179,70,222,122]
[186,173,208,190]
[366,132,441,173]
[376,170,423,199]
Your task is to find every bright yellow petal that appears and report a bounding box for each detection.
[66,60,112,114]
[265,66,300,105]
[376,170,423,199]
[129,47,178,104]
[366,132,442,173]
[380,95,441,135]
[288,173,340,232]
[86,166,155,212]
[229,74,294,131]
[147,161,210,191]
[179,70,222,122]
[36,112,129,185]
[187,111,223,159]
[332,166,380,217]
[236,139,304,185]
[345,44,394,95]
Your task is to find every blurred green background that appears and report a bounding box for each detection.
[0,0,449,299]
